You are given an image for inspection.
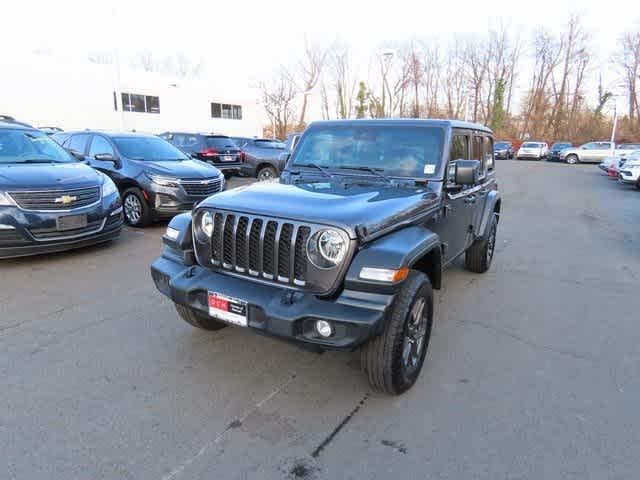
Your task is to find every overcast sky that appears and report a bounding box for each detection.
[4,0,638,117]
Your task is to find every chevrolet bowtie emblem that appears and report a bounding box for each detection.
[54,194,78,205]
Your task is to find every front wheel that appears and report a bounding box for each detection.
[566,154,579,165]
[122,187,152,227]
[175,304,228,331]
[360,272,433,395]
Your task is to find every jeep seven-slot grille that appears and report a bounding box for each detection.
[208,212,311,286]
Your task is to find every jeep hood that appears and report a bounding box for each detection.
[199,180,439,239]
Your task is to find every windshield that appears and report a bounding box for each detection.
[522,142,542,148]
[205,136,238,148]
[618,143,640,150]
[0,129,74,164]
[494,142,511,149]
[291,125,444,178]
[112,136,189,161]
[552,142,571,149]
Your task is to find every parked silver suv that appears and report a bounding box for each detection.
[560,141,613,164]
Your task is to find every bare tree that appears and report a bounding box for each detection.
[261,69,298,139]
[297,45,327,128]
[613,30,640,126]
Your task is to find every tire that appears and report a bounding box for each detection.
[566,154,579,165]
[257,165,277,181]
[122,187,152,227]
[636,179,640,191]
[175,304,228,331]
[360,271,433,395]
[465,212,498,273]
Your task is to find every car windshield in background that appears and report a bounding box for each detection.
[0,130,74,164]
[619,143,640,150]
[552,143,571,149]
[495,142,511,148]
[112,136,189,161]
[291,125,444,178]
[254,140,285,149]
[522,142,541,148]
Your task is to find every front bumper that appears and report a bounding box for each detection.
[150,256,395,351]
[0,196,123,259]
[517,153,542,159]
[146,181,225,219]
[619,170,639,184]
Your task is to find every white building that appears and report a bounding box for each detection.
[1,53,264,136]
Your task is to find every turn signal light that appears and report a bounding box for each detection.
[359,266,409,283]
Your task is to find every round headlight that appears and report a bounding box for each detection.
[200,211,213,237]
[318,230,346,264]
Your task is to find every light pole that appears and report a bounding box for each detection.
[381,49,394,118]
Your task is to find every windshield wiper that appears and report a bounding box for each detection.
[340,165,395,184]
[292,163,335,180]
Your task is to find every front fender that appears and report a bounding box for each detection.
[344,225,441,293]
[475,190,501,239]
[161,212,195,265]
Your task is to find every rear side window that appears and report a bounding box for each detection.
[254,140,285,149]
[68,134,90,154]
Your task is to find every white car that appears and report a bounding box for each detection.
[618,152,640,189]
[517,142,549,160]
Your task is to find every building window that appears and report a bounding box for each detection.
[211,102,242,120]
[115,92,160,114]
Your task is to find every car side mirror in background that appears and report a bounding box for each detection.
[68,149,85,161]
[94,153,116,162]
[454,159,480,186]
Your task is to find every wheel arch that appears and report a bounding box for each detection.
[344,225,442,291]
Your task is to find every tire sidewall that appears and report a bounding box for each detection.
[566,155,578,164]
[122,188,150,227]
[257,166,277,181]
[392,278,433,393]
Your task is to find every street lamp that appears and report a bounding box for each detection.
[381,49,394,118]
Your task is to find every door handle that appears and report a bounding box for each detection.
[464,195,476,204]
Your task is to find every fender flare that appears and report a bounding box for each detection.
[344,225,442,292]
[476,190,501,239]
[163,212,193,251]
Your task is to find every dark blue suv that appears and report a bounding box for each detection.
[0,122,122,259]
[59,131,225,227]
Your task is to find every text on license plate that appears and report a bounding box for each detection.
[222,155,233,162]
[208,292,248,327]
[56,214,88,231]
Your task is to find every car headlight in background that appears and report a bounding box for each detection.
[307,228,347,268]
[101,174,118,197]
[0,191,16,206]
[147,173,180,187]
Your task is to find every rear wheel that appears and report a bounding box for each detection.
[360,272,433,395]
[175,304,228,331]
[257,165,277,181]
[465,212,498,273]
[122,187,152,227]
[566,154,579,165]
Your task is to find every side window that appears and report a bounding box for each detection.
[88,136,114,157]
[448,134,469,184]
[68,134,89,154]
[172,134,185,147]
[472,136,484,177]
[183,135,200,147]
[484,137,494,171]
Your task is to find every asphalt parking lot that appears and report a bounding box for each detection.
[2,162,639,480]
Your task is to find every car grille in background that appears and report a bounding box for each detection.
[8,187,101,211]
[28,219,104,240]
[208,211,311,287]
[180,178,222,196]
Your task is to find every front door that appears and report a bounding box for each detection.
[431,131,475,264]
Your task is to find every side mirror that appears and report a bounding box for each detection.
[69,149,85,161]
[454,159,480,186]
[94,153,115,162]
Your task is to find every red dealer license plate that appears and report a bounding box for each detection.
[208,292,248,327]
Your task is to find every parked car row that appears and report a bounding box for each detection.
[494,139,640,165]
[598,149,640,190]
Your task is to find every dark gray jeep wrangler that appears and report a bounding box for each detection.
[151,119,501,395]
